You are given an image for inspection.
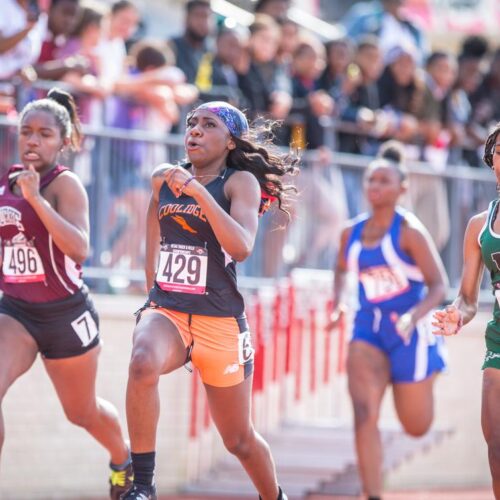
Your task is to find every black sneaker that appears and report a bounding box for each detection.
[259,486,288,500]
[109,462,134,500]
[119,483,157,500]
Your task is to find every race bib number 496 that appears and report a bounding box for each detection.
[156,243,208,294]
[2,243,45,283]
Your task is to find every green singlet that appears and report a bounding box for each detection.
[479,199,500,369]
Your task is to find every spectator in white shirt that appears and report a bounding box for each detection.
[0,0,48,79]
[97,0,139,93]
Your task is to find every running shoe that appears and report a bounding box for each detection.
[119,483,157,500]
[278,487,288,500]
[259,486,288,500]
[109,462,134,500]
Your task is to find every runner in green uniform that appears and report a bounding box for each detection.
[433,123,500,498]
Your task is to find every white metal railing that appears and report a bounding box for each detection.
[0,115,495,299]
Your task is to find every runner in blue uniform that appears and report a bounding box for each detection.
[330,141,448,500]
[122,102,296,500]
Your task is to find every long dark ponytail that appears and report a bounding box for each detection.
[227,123,299,216]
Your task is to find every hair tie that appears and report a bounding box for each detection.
[259,191,278,216]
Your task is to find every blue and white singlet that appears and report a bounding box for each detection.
[345,207,446,382]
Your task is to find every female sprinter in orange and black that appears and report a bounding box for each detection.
[122,101,296,500]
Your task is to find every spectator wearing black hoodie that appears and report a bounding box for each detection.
[169,0,214,84]
[237,14,292,123]
[195,26,248,107]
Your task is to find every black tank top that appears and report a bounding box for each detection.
[148,167,245,317]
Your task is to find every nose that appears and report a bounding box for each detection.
[366,181,380,193]
[26,132,40,147]
[190,125,202,137]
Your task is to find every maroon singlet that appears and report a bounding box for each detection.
[0,165,83,303]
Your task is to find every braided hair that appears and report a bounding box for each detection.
[483,123,500,169]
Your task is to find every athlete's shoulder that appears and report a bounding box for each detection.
[464,210,490,249]
[470,210,488,226]
[151,163,178,192]
[339,224,352,244]
[152,163,176,179]
[56,168,79,180]
[50,169,85,190]
[44,169,88,209]
[344,212,369,234]
[227,169,259,185]
[467,210,488,236]
[225,169,260,196]
[399,208,426,233]
[350,211,370,225]
[398,210,437,253]
[467,201,491,232]
[340,214,366,243]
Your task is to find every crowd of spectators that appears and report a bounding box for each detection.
[2,0,499,167]
[0,0,498,279]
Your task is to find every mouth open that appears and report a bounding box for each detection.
[23,152,41,161]
[186,139,202,150]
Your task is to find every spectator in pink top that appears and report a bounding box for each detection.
[56,5,107,123]
[35,0,83,81]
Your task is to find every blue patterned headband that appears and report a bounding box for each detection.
[195,101,249,138]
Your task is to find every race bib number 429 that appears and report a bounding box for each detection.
[156,243,208,294]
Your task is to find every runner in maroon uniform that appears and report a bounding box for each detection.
[0,88,132,499]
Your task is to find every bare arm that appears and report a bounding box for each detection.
[400,215,449,323]
[132,86,180,124]
[328,225,352,329]
[0,27,33,54]
[144,175,162,290]
[164,167,260,262]
[333,225,351,310]
[433,213,486,335]
[61,72,108,99]
[34,60,72,81]
[34,56,89,81]
[17,168,89,264]
[113,67,186,95]
[452,214,486,322]
[385,214,448,343]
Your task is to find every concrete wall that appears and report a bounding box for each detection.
[0,295,194,500]
[0,295,494,499]
[386,312,491,491]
